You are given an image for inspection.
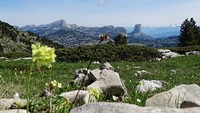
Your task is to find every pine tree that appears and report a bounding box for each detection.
[114,34,127,45]
[179,18,200,47]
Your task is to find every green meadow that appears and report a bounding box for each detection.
[0,55,200,112]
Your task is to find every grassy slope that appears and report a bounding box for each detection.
[0,55,200,104]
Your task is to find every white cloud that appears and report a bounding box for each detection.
[97,0,106,7]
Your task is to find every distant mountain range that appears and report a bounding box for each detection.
[0,20,64,53]
[126,25,180,38]
[126,24,179,47]
[19,19,180,48]
[20,19,127,47]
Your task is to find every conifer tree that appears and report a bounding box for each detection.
[114,34,127,45]
[179,18,200,46]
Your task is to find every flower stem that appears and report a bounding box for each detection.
[68,40,101,112]
[26,63,33,113]
[49,90,53,113]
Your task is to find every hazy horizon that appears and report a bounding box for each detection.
[0,0,200,27]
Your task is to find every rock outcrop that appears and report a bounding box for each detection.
[136,80,163,93]
[64,62,127,103]
[145,84,200,108]
[0,109,28,113]
[88,69,125,96]
[0,98,27,110]
[74,68,93,86]
[0,99,14,110]
[59,90,89,104]
[158,49,181,59]
[69,102,200,113]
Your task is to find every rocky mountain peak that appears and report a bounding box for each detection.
[20,19,78,32]
[129,24,143,35]
[48,19,78,30]
[44,19,69,30]
[128,24,153,41]
[51,19,67,27]
[133,24,142,33]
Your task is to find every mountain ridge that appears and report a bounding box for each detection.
[0,20,64,54]
[20,19,127,47]
[19,19,180,48]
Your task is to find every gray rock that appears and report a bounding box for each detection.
[155,58,162,61]
[0,93,27,110]
[158,49,181,59]
[185,51,200,55]
[74,73,88,85]
[99,62,114,71]
[170,70,177,74]
[158,49,171,53]
[136,70,151,78]
[145,84,200,108]
[136,80,163,93]
[59,90,89,104]
[88,69,125,96]
[180,101,200,108]
[163,52,180,58]
[0,57,8,60]
[89,69,101,81]
[93,61,100,64]
[74,68,94,86]
[0,109,28,113]
[0,99,14,110]
[13,57,32,61]
[74,68,90,78]
[119,79,128,101]
[69,102,200,113]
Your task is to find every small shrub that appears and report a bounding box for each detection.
[56,44,160,62]
[170,45,200,54]
[0,52,31,59]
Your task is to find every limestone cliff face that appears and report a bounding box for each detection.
[130,24,142,34]
[128,24,152,40]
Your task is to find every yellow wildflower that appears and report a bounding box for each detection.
[15,99,24,108]
[57,82,62,88]
[134,73,138,77]
[139,81,144,86]
[55,98,71,111]
[31,43,56,68]
[45,82,49,87]
[13,92,24,108]
[19,71,23,75]
[50,80,57,89]
[87,87,100,99]
[65,97,71,105]
[47,80,62,89]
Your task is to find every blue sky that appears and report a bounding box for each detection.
[0,0,200,27]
